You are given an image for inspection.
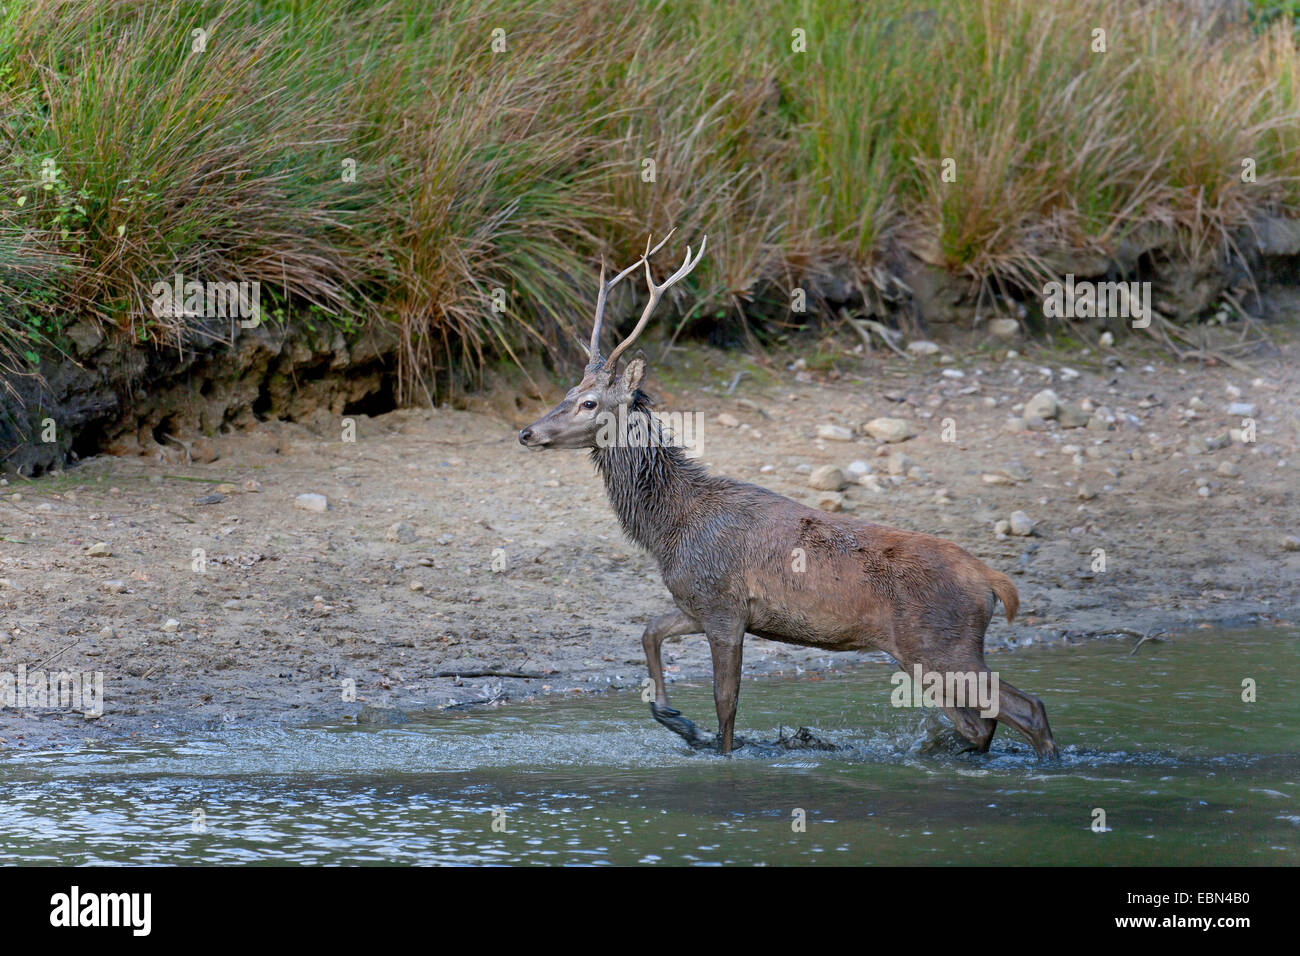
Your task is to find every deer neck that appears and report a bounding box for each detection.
[590,399,705,560]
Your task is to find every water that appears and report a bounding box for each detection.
[2,628,1297,865]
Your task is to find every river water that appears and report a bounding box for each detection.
[2,627,1296,865]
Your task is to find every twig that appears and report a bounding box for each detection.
[35,638,82,669]
[434,669,552,680]
[1128,629,1167,656]
[848,318,911,359]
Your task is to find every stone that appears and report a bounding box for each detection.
[1283,536,1300,552]
[887,452,913,477]
[86,542,112,558]
[907,340,941,355]
[994,519,1011,536]
[386,521,417,543]
[858,474,885,493]
[1227,402,1256,417]
[988,318,1020,340]
[1008,511,1035,536]
[1024,389,1059,421]
[863,418,915,443]
[808,466,847,491]
[816,424,854,442]
[716,413,740,428]
[295,493,328,513]
[162,618,180,633]
[1217,461,1241,477]
[846,460,872,479]
[815,492,845,512]
[101,580,128,594]
[1057,403,1091,429]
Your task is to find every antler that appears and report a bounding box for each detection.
[599,232,708,373]
[586,231,675,371]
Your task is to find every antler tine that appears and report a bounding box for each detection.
[587,231,678,367]
[604,234,707,371]
[588,254,650,365]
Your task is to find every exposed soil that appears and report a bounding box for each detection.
[1,334,1296,750]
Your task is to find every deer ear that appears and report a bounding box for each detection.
[619,351,648,395]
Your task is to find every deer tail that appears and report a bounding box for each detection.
[988,569,1019,623]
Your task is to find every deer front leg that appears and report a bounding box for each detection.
[707,622,746,755]
[642,610,704,746]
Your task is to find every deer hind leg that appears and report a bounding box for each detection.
[990,679,1059,760]
[942,705,997,753]
[642,610,705,746]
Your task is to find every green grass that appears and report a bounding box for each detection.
[1,0,1297,396]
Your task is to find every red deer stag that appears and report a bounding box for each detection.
[518,233,1059,759]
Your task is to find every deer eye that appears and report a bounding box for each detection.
[581,400,597,410]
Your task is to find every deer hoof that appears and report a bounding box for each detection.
[650,702,702,745]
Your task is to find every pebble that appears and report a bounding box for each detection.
[1227,402,1256,417]
[988,318,1020,340]
[716,413,740,428]
[98,626,115,639]
[215,483,239,494]
[994,519,1011,537]
[86,542,112,558]
[242,479,263,493]
[808,465,847,491]
[1057,403,1091,429]
[815,424,854,442]
[101,580,128,594]
[1217,461,1241,477]
[863,418,915,443]
[815,491,845,512]
[1283,536,1300,552]
[386,521,417,543]
[1077,484,1097,500]
[409,580,425,592]
[1008,511,1035,536]
[1099,331,1114,346]
[846,460,872,478]
[887,452,913,477]
[162,618,180,633]
[1024,389,1059,420]
[295,493,328,512]
[907,340,941,355]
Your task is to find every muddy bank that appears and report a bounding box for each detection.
[5,215,1300,479]
[0,337,1297,750]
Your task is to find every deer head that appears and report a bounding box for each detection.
[518,231,706,450]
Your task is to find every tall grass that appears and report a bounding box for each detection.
[1,0,1297,396]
